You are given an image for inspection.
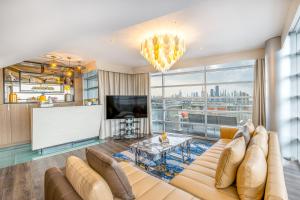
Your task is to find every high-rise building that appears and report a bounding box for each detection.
[210,88,214,97]
[215,85,220,97]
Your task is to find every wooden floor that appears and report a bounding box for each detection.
[0,138,299,200]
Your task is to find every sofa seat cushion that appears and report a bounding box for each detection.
[170,139,239,200]
[118,162,199,200]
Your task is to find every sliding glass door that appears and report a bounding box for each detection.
[150,60,255,138]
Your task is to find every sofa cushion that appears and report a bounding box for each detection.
[245,120,255,137]
[233,127,250,145]
[170,139,240,200]
[86,148,135,200]
[220,127,239,139]
[236,145,267,200]
[45,167,82,200]
[66,156,113,200]
[264,132,288,200]
[249,132,268,157]
[215,136,246,188]
[118,162,198,200]
[253,125,268,137]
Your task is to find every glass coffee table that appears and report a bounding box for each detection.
[129,133,193,174]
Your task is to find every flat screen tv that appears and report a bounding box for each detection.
[106,95,148,119]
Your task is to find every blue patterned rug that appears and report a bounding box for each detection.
[113,140,213,181]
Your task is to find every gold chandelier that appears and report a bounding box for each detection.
[140,34,185,72]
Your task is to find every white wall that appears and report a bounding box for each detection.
[265,37,281,132]
[281,0,300,46]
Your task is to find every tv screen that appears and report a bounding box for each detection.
[106,95,148,119]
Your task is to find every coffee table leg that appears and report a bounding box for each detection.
[135,151,138,165]
[181,141,191,163]
[181,145,184,162]
[187,141,191,161]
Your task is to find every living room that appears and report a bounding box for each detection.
[0,0,299,200]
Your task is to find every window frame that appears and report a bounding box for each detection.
[150,61,255,138]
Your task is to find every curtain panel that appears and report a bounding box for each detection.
[98,70,150,139]
[252,58,266,127]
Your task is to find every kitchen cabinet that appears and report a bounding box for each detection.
[0,69,3,104]
[0,104,31,147]
[74,76,83,104]
[10,104,31,144]
[0,105,12,147]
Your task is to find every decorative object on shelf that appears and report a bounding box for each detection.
[38,93,47,103]
[65,93,73,102]
[40,97,54,108]
[8,85,18,103]
[7,71,17,82]
[140,33,185,72]
[75,61,86,72]
[32,86,55,91]
[49,55,58,69]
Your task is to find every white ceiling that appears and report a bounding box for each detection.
[0,0,292,71]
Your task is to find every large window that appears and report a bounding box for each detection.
[151,60,255,138]
[280,19,300,161]
[83,70,99,105]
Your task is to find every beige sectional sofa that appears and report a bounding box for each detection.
[45,126,288,200]
[170,129,288,200]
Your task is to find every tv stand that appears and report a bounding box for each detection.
[114,116,144,140]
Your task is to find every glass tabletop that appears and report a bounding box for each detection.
[130,133,192,155]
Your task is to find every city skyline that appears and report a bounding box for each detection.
[159,85,252,98]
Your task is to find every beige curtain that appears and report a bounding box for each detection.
[98,70,150,139]
[252,59,266,127]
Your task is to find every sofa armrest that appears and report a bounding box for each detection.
[45,167,82,200]
[220,126,238,139]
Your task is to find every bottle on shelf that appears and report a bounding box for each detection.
[8,85,17,103]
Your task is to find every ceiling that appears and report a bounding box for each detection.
[0,0,293,71]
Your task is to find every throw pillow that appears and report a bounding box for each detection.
[245,120,255,137]
[215,136,246,188]
[249,132,268,157]
[66,156,113,200]
[253,125,268,137]
[86,148,135,200]
[237,145,267,200]
[233,126,251,145]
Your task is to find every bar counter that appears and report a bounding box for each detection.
[31,105,103,150]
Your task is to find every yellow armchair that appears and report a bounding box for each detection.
[220,126,238,139]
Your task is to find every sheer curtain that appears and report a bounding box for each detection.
[252,59,266,127]
[98,70,150,139]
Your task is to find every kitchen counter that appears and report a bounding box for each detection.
[31,105,103,150]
